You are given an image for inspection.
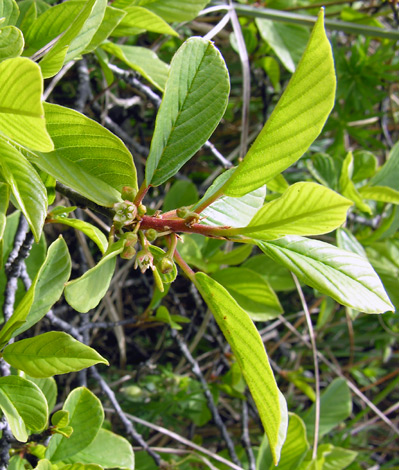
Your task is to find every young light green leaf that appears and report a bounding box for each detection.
[208,243,253,267]
[0,376,48,442]
[113,5,178,37]
[256,20,309,72]
[145,37,230,186]
[0,139,47,241]
[307,153,338,189]
[256,413,309,470]
[0,183,9,242]
[101,42,169,91]
[370,140,399,190]
[63,428,134,469]
[0,25,24,60]
[64,239,125,313]
[2,331,109,378]
[359,185,399,204]
[46,387,104,462]
[33,459,53,470]
[83,6,126,53]
[194,272,288,464]
[0,237,71,346]
[39,45,69,80]
[222,10,335,197]
[0,0,19,26]
[303,379,352,440]
[258,236,394,313]
[49,215,108,254]
[113,0,209,22]
[22,375,57,414]
[211,267,283,321]
[223,183,351,240]
[0,58,53,151]
[339,152,372,214]
[200,185,266,228]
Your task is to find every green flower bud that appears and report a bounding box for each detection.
[124,232,138,247]
[137,204,147,217]
[160,256,174,274]
[121,244,137,260]
[121,186,137,202]
[176,206,190,218]
[146,229,157,242]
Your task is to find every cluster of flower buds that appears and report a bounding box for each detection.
[176,206,200,227]
[120,232,138,260]
[113,200,137,229]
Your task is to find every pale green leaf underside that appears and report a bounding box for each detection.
[114,0,210,22]
[64,239,125,313]
[101,41,169,91]
[222,10,336,197]
[0,58,53,151]
[145,37,230,186]
[63,428,135,470]
[201,185,266,228]
[113,5,178,37]
[258,236,393,313]
[0,376,48,442]
[0,139,47,241]
[194,272,288,464]
[211,267,283,321]
[46,387,104,462]
[0,25,24,60]
[226,182,352,240]
[3,331,109,378]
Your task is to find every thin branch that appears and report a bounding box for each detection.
[241,400,256,470]
[170,328,242,467]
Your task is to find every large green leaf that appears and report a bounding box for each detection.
[0,139,47,241]
[370,141,399,190]
[46,387,104,462]
[222,10,335,197]
[0,237,71,347]
[223,182,352,240]
[112,5,178,37]
[0,58,53,151]
[194,272,288,464]
[113,0,209,22]
[256,413,309,470]
[145,37,230,186]
[83,6,126,53]
[23,374,57,414]
[63,428,134,469]
[0,0,19,26]
[2,331,109,378]
[258,236,394,313]
[0,376,48,442]
[211,267,283,321]
[0,25,24,60]
[64,239,125,313]
[101,41,169,91]
[303,379,352,440]
[256,20,309,72]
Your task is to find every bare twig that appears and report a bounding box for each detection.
[241,400,256,470]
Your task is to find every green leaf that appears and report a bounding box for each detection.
[0,25,24,60]
[211,267,283,321]
[113,0,209,22]
[60,465,103,470]
[0,58,53,151]
[113,5,178,37]
[52,410,69,427]
[322,445,357,470]
[49,215,108,254]
[192,168,235,212]
[149,245,177,285]
[64,239,125,313]
[22,374,57,413]
[256,19,309,72]
[0,139,47,241]
[258,236,394,313]
[0,376,48,442]
[256,413,309,470]
[39,45,69,80]
[208,243,252,267]
[83,6,126,53]
[339,152,372,214]
[194,272,288,464]
[370,141,399,190]
[0,183,9,241]
[101,42,169,91]
[352,150,378,182]
[256,56,280,91]
[224,183,352,240]
[0,237,71,346]
[336,227,366,257]
[62,428,134,470]
[200,185,266,228]
[162,180,198,212]
[222,10,336,197]
[145,37,230,186]
[33,461,54,470]
[46,387,104,462]
[0,0,19,26]
[307,153,338,190]
[243,254,296,292]
[359,185,399,204]
[2,331,109,378]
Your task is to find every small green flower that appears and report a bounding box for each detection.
[134,249,154,273]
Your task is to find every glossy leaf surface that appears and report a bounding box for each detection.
[194,272,288,464]
[258,236,394,313]
[3,331,108,378]
[0,25,24,60]
[0,57,53,151]
[222,11,335,196]
[145,37,230,186]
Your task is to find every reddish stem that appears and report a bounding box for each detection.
[134,181,150,206]
[173,249,195,281]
